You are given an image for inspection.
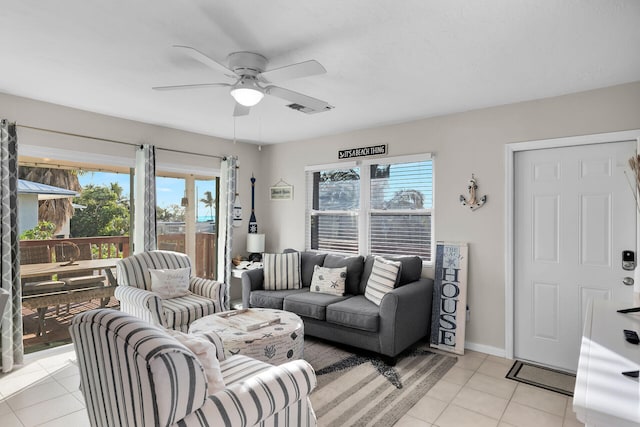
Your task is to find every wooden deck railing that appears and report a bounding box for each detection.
[20,236,130,260]
[21,233,217,280]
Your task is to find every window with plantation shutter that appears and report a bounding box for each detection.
[306,165,360,254]
[306,154,433,262]
[368,159,433,260]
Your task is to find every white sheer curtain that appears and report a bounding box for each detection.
[134,144,157,253]
[0,119,23,372]
[217,156,237,310]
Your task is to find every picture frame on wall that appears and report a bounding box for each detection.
[270,184,293,200]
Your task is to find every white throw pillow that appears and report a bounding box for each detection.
[263,252,301,290]
[310,265,347,296]
[149,267,190,299]
[364,257,401,306]
[167,330,226,395]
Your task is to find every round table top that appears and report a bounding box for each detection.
[189,308,303,340]
[189,308,304,364]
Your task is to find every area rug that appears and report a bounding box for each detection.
[506,360,575,397]
[304,338,457,427]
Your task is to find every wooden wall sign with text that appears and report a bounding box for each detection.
[430,241,468,355]
[338,144,387,159]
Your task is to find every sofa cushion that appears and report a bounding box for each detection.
[326,295,380,332]
[360,255,423,293]
[263,252,301,290]
[162,293,218,329]
[249,288,308,310]
[300,252,328,287]
[322,254,364,295]
[364,257,402,306]
[284,249,328,287]
[310,265,347,296]
[283,291,350,320]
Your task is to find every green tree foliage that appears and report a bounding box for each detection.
[70,184,130,237]
[156,204,185,222]
[20,221,56,240]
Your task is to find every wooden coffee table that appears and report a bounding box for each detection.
[188,308,304,365]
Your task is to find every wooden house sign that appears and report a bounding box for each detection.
[430,241,468,355]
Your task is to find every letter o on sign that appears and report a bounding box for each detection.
[442,283,460,298]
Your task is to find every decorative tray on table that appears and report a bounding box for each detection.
[215,309,281,331]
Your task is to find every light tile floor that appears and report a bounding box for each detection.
[0,344,584,427]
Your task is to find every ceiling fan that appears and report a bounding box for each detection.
[153,45,332,116]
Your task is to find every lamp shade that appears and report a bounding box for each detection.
[246,233,265,253]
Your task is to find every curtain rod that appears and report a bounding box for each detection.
[16,123,225,160]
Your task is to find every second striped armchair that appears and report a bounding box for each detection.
[114,250,226,331]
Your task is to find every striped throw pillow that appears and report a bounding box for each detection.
[364,257,401,305]
[263,252,302,290]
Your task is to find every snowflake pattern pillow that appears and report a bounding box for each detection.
[310,265,347,296]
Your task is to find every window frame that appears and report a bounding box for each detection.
[305,153,434,265]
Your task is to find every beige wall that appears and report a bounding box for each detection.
[259,81,640,354]
[4,82,640,353]
[0,92,263,258]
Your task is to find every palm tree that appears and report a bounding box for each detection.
[19,166,81,234]
[200,190,215,221]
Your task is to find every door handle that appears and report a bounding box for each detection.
[623,277,634,286]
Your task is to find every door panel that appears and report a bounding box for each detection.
[515,141,636,372]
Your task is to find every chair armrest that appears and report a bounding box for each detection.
[179,359,317,427]
[114,285,165,326]
[241,268,264,308]
[378,278,434,357]
[189,277,225,311]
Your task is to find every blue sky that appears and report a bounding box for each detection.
[78,171,216,220]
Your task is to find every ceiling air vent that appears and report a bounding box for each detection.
[286,103,334,114]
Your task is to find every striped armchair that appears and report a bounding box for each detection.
[114,250,226,331]
[70,309,317,427]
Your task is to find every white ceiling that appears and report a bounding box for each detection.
[2,1,640,144]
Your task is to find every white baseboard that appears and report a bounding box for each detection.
[465,341,508,359]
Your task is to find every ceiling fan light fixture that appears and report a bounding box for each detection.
[230,78,264,107]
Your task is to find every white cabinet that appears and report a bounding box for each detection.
[573,299,640,426]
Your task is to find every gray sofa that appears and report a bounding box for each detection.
[242,250,434,362]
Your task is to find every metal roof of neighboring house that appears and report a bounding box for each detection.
[17,179,79,200]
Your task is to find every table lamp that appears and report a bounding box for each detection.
[247,233,265,262]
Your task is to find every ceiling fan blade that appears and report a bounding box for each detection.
[265,85,330,112]
[233,103,250,117]
[260,60,326,83]
[173,45,238,78]
[152,83,231,91]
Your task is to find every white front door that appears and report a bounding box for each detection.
[514,140,637,372]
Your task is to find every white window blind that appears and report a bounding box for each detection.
[306,167,360,254]
[368,160,433,259]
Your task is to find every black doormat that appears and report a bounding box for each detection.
[506,360,575,397]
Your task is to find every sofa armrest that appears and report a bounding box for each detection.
[241,268,264,308]
[189,277,225,311]
[114,285,165,326]
[179,359,317,427]
[378,278,434,357]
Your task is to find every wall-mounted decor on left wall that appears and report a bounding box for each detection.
[270,179,293,200]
